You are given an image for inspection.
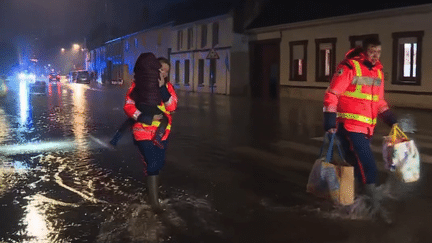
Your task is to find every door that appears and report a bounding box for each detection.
[250,39,280,99]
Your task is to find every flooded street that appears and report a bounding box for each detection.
[1,79,432,242]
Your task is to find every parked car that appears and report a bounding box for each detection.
[48,73,60,83]
[110,78,124,85]
[29,80,47,94]
[69,71,78,83]
[76,71,90,84]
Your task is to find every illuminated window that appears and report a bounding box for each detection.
[289,40,308,81]
[392,31,423,85]
[315,38,336,82]
[198,59,204,86]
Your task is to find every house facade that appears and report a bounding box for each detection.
[170,14,250,95]
[88,23,173,87]
[248,4,432,109]
[122,23,173,87]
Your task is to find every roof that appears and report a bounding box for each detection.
[247,1,432,30]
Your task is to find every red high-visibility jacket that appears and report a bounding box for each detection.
[124,81,178,141]
[323,49,389,136]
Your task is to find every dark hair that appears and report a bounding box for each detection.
[157,57,170,66]
[132,52,162,106]
[362,37,381,49]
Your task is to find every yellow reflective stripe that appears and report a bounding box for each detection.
[141,121,171,130]
[378,70,383,80]
[343,85,379,101]
[337,113,377,125]
[157,104,171,115]
[351,60,362,77]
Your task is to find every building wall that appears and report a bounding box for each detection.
[122,25,172,87]
[251,5,432,108]
[170,15,234,95]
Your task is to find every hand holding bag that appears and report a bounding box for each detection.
[307,132,355,205]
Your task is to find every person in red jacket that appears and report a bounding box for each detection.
[124,56,178,211]
[323,37,397,224]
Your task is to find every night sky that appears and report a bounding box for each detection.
[0,0,429,74]
[0,0,183,71]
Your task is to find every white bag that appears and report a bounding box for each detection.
[392,140,420,183]
[383,125,420,183]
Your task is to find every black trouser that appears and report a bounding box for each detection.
[336,123,377,184]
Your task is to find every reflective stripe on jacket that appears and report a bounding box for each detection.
[124,81,178,141]
[323,49,389,136]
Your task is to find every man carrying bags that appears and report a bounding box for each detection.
[323,37,397,224]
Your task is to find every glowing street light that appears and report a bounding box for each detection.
[61,48,65,52]
[73,44,80,51]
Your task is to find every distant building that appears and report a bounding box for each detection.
[87,0,264,95]
[122,22,173,87]
[170,14,249,95]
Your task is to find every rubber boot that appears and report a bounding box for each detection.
[364,184,392,224]
[147,175,163,213]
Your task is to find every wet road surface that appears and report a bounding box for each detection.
[1,78,432,242]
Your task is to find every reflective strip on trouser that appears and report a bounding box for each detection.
[337,113,377,125]
[336,123,376,184]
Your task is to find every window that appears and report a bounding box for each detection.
[315,38,336,82]
[175,61,180,84]
[212,22,219,47]
[177,30,183,50]
[201,25,207,48]
[184,60,190,85]
[187,28,193,49]
[349,34,379,49]
[198,59,204,86]
[392,31,423,85]
[289,40,308,81]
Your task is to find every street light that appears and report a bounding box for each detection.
[61,48,65,53]
[73,44,80,51]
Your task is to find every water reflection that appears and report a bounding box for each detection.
[70,84,89,157]
[19,79,32,127]
[0,108,9,143]
[23,195,50,243]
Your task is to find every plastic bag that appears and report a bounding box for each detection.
[307,132,354,205]
[383,124,420,182]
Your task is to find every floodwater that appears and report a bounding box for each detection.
[1,78,432,242]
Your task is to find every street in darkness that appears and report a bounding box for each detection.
[1,79,432,242]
